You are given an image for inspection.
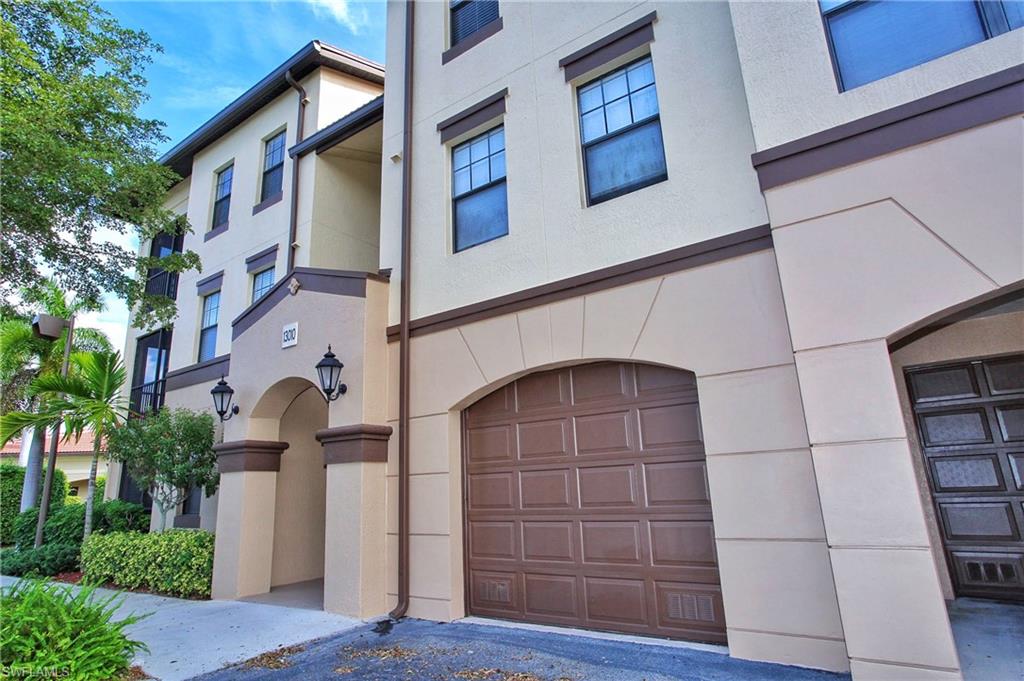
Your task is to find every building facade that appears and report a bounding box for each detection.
[112,3,1023,679]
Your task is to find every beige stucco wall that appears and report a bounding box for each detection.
[766,117,1024,678]
[272,385,327,587]
[380,0,768,323]
[385,248,850,671]
[729,1,1024,150]
[890,310,1024,600]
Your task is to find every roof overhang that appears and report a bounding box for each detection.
[288,95,383,158]
[159,41,384,179]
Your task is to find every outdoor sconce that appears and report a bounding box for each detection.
[211,376,239,422]
[315,345,347,402]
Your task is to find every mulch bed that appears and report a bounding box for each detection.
[51,571,83,584]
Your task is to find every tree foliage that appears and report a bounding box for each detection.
[106,408,218,531]
[0,0,199,328]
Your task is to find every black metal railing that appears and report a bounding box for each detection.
[129,379,166,417]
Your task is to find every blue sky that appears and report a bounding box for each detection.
[82,1,387,347]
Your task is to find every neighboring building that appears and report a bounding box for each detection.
[4,429,108,497]
[113,4,1022,679]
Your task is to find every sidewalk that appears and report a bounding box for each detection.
[0,576,363,681]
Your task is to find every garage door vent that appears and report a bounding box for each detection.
[668,593,715,623]
[966,560,1017,584]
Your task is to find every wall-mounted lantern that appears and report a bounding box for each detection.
[315,345,347,402]
[211,376,239,421]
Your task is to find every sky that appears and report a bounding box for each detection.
[78,0,388,349]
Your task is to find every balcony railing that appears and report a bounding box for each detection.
[129,379,166,418]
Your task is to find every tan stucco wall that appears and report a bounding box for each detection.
[729,1,1024,150]
[766,119,1024,678]
[272,384,327,587]
[380,0,768,323]
[890,311,1024,601]
[385,249,850,671]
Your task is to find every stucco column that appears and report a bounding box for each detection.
[211,440,288,600]
[317,424,391,618]
[793,340,961,679]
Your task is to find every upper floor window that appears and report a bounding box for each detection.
[198,291,220,362]
[822,1,1023,91]
[450,0,499,47]
[261,131,286,202]
[251,266,275,303]
[452,125,507,252]
[212,165,233,229]
[144,232,183,300]
[577,56,667,206]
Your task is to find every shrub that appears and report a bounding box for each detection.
[99,499,149,534]
[82,530,214,599]
[1,465,68,546]
[0,543,79,577]
[0,579,147,680]
[13,507,39,550]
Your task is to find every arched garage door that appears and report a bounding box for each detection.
[463,362,726,643]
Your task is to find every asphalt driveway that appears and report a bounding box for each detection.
[194,618,850,681]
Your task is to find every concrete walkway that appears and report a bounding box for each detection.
[0,576,363,681]
[949,598,1024,681]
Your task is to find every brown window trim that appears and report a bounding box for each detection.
[195,270,224,296]
[245,244,279,272]
[204,222,229,242]
[559,11,657,82]
[437,88,508,143]
[252,191,283,215]
[164,353,230,392]
[442,16,503,65]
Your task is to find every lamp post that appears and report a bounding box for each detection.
[315,345,347,401]
[32,313,74,548]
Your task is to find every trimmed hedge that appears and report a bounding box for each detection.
[0,463,68,544]
[82,530,214,599]
[12,500,149,551]
[1,579,147,680]
[0,543,79,577]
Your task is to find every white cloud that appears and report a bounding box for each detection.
[164,84,249,111]
[307,0,369,34]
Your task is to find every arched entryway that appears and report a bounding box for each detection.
[462,361,725,643]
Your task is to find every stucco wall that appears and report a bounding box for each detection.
[380,0,767,323]
[729,1,1024,150]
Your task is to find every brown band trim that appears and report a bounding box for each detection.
[196,270,224,296]
[165,354,230,391]
[441,16,503,65]
[316,424,393,465]
[204,223,229,242]
[252,191,284,216]
[215,440,289,473]
[752,65,1024,191]
[559,11,657,82]
[387,224,772,341]
[437,89,508,144]
[245,244,279,272]
[231,267,387,340]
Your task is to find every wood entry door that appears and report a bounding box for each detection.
[462,362,726,643]
[906,354,1024,601]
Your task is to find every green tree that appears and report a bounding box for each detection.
[1,351,129,540]
[0,280,112,512]
[0,0,199,328]
[106,408,218,531]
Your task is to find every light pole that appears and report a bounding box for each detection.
[31,313,74,548]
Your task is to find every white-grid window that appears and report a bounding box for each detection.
[252,267,275,303]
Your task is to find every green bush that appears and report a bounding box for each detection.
[13,507,39,550]
[0,543,79,577]
[13,500,149,552]
[82,530,214,599]
[99,499,149,534]
[0,579,147,680]
[0,464,67,545]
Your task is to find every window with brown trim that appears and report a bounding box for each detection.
[251,266,275,303]
[260,131,286,202]
[198,291,220,362]
[212,164,233,229]
[450,0,499,46]
[452,125,508,252]
[577,56,667,205]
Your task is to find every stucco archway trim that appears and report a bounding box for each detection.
[215,439,289,473]
[316,424,392,464]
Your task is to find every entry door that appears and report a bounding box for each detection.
[906,354,1024,600]
[463,362,726,643]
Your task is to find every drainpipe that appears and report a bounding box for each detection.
[390,0,415,621]
[285,69,309,272]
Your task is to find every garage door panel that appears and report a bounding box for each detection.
[907,354,1024,601]
[574,410,633,455]
[467,385,514,423]
[580,521,644,566]
[465,362,726,640]
[578,465,637,508]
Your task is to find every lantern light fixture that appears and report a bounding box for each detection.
[211,376,239,421]
[315,345,347,402]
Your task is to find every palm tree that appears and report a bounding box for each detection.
[0,280,111,511]
[2,351,129,539]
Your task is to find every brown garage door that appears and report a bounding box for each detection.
[463,362,725,643]
[906,354,1024,601]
